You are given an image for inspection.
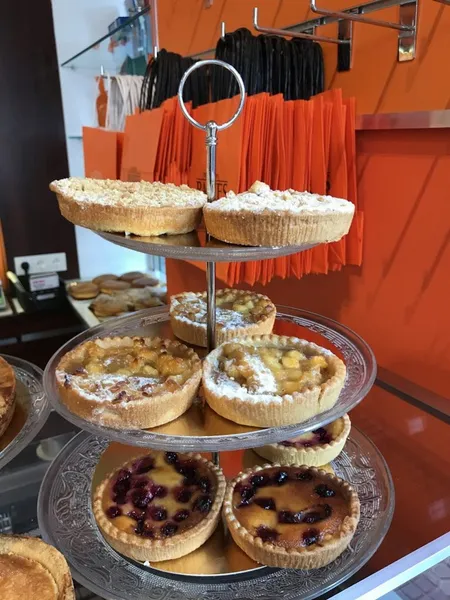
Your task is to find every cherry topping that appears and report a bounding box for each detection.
[142,524,155,538]
[147,505,168,521]
[193,495,213,513]
[113,494,127,505]
[303,504,332,524]
[151,484,168,498]
[315,484,336,498]
[278,510,303,524]
[256,526,279,543]
[106,506,122,519]
[273,471,289,486]
[173,486,192,503]
[177,461,199,486]
[134,519,145,535]
[174,509,190,522]
[131,489,154,509]
[250,473,270,488]
[113,479,131,496]
[131,478,148,489]
[127,509,145,521]
[254,497,276,511]
[132,456,155,474]
[238,485,256,502]
[295,470,313,481]
[303,528,320,546]
[198,477,212,493]
[116,469,131,483]
[165,452,179,465]
[160,522,178,537]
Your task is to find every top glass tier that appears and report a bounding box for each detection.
[61,7,151,74]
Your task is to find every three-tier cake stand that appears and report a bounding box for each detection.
[38,60,394,600]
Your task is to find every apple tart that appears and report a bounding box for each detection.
[55,336,201,429]
[202,335,346,427]
[170,289,276,347]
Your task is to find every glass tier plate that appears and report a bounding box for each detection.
[0,354,50,469]
[43,306,376,451]
[37,428,394,599]
[96,229,319,262]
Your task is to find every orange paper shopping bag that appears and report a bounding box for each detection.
[120,107,164,182]
[83,127,120,179]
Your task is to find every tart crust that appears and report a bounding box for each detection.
[55,337,201,429]
[170,289,276,347]
[202,335,346,427]
[0,357,16,439]
[254,415,351,466]
[203,181,355,247]
[50,178,206,237]
[93,453,226,562]
[0,534,75,600]
[223,464,360,569]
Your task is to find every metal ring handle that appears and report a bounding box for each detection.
[177,59,245,131]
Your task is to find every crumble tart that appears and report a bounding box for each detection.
[93,450,226,562]
[55,336,201,429]
[202,335,346,427]
[203,181,355,247]
[50,178,207,236]
[223,464,360,569]
[0,357,16,439]
[170,289,276,347]
[254,415,351,466]
[0,534,74,600]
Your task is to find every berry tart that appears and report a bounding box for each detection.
[55,337,201,429]
[254,415,351,466]
[170,289,276,348]
[203,181,355,247]
[202,335,346,427]
[0,356,16,439]
[0,534,75,600]
[93,450,226,562]
[223,464,360,569]
[50,178,207,237]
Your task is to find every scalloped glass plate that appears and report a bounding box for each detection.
[96,229,319,262]
[43,306,376,451]
[37,428,394,599]
[0,354,50,469]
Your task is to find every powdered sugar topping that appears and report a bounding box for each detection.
[205,181,354,215]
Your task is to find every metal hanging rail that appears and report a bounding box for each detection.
[253,6,347,45]
[186,0,418,69]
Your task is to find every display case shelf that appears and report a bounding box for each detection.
[37,427,394,599]
[61,6,151,74]
[43,305,376,451]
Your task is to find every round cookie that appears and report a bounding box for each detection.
[92,274,118,285]
[68,282,99,300]
[120,271,144,282]
[100,280,131,294]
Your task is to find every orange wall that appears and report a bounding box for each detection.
[158,0,450,114]
[167,127,450,398]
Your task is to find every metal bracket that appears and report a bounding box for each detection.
[306,0,417,67]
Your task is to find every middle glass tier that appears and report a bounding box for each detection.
[43,306,376,451]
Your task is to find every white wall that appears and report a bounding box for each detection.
[51,0,148,279]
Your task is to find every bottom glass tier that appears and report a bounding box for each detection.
[37,427,394,600]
